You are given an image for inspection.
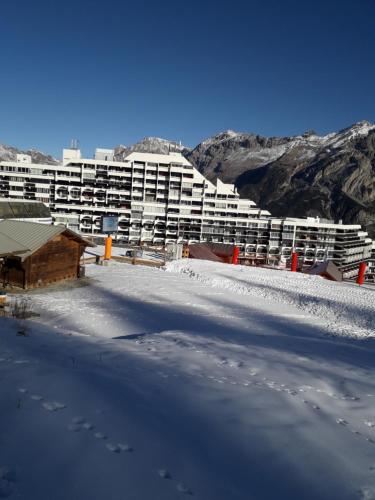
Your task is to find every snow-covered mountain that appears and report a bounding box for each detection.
[114,137,189,160]
[185,121,375,237]
[186,121,375,182]
[0,144,58,165]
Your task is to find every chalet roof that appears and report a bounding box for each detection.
[0,220,95,261]
[0,233,30,258]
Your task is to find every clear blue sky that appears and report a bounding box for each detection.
[1,0,374,158]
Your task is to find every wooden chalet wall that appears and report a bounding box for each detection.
[1,259,25,288]
[2,233,86,289]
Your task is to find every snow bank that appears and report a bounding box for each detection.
[166,260,375,339]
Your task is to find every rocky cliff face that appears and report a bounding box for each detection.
[0,144,58,165]
[185,122,375,237]
[114,137,189,160]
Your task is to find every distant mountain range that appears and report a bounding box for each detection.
[1,120,375,237]
[187,121,375,238]
[0,144,58,165]
[114,137,189,159]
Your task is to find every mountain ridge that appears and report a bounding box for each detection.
[0,144,58,165]
[1,121,374,236]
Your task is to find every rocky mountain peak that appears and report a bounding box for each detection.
[0,143,58,165]
[114,137,189,161]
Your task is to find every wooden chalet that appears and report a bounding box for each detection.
[0,220,95,289]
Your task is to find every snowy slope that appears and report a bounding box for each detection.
[1,261,375,499]
[167,260,375,339]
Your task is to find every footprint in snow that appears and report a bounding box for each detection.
[228,360,243,369]
[30,395,43,401]
[0,466,16,498]
[285,389,298,396]
[0,468,15,482]
[358,486,375,499]
[176,482,193,495]
[336,418,348,426]
[82,422,93,430]
[0,478,13,498]
[72,416,86,424]
[42,402,66,412]
[118,443,133,452]
[18,388,28,394]
[94,432,107,440]
[158,469,171,479]
[106,443,121,453]
[342,395,360,401]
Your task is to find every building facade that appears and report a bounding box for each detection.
[0,148,372,279]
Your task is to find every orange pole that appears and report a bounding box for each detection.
[291,251,298,272]
[357,262,367,286]
[104,235,112,260]
[232,246,240,265]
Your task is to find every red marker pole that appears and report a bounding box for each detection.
[357,262,367,286]
[232,246,240,265]
[291,251,298,272]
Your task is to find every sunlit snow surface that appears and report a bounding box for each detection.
[1,260,375,500]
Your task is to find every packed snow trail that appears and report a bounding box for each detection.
[1,261,375,499]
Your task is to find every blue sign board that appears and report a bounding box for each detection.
[101,216,119,234]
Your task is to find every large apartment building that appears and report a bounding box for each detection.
[0,147,372,278]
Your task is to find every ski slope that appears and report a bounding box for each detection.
[1,260,375,499]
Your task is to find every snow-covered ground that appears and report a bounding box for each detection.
[167,260,375,339]
[85,244,164,263]
[1,260,375,499]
